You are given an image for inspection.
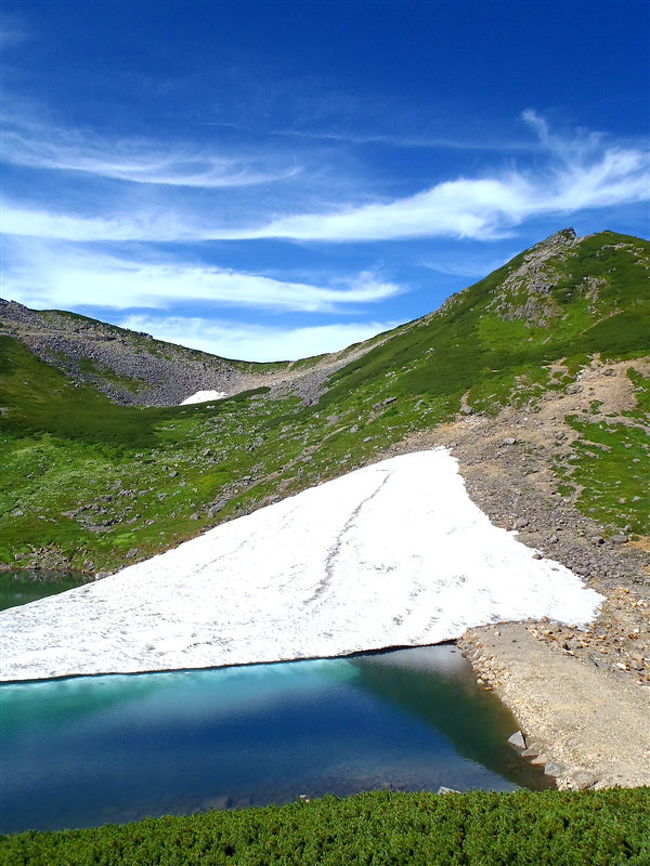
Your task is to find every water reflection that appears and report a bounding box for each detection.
[0,645,551,834]
[0,569,88,611]
[350,646,551,790]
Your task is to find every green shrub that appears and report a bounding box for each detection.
[2,788,648,866]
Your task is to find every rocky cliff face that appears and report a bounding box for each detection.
[486,228,581,326]
[0,299,262,406]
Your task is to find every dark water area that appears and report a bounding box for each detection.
[0,570,89,611]
[0,645,552,834]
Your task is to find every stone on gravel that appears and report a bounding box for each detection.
[508,730,526,750]
[569,771,598,790]
[544,761,567,777]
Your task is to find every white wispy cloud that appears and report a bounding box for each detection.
[251,115,649,241]
[3,114,647,243]
[116,314,399,362]
[270,127,538,152]
[2,119,300,188]
[419,256,513,279]
[2,240,403,313]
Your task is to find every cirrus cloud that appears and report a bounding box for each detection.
[115,314,399,362]
[2,239,404,314]
[3,113,648,244]
[1,118,301,188]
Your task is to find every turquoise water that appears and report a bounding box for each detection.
[0,569,88,611]
[0,645,552,834]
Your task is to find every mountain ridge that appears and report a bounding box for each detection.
[1,227,648,575]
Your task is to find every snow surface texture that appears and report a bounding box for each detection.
[0,450,603,682]
[180,389,228,405]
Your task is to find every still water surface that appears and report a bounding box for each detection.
[1,644,552,834]
[0,569,88,611]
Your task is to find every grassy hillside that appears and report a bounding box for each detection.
[1,229,648,573]
[2,788,649,866]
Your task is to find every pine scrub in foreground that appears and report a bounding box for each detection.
[2,788,649,866]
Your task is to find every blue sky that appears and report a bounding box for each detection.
[2,1,649,361]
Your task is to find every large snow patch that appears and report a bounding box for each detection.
[0,450,602,681]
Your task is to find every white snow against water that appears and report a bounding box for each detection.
[0,450,603,681]
[180,390,228,405]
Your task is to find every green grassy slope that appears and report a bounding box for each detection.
[2,789,649,866]
[1,230,648,572]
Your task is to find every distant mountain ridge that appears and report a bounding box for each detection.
[0,299,283,406]
[1,228,648,574]
[0,298,391,407]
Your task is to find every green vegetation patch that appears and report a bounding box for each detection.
[2,788,648,866]
[559,368,650,535]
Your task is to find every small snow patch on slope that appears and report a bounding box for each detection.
[0,450,603,681]
[180,390,228,405]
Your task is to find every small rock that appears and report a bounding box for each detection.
[570,771,597,790]
[549,534,559,544]
[507,730,526,750]
[437,786,461,795]
[544,762,567,778]
[590,536,605,545]
[126,548,139,559]
[516,517,530,528]
[94,571,112,580]
[502,437,517,446]
[611,534,628,544]
[532,553,543,560]
[383,396,397,406]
